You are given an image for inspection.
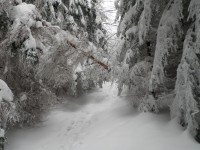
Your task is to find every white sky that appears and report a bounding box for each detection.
[102,0,117,35]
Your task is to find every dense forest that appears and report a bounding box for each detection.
[0,0,110,146]
[0,0,200,149]
[113,0,200,142]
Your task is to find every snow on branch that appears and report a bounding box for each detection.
[0,79,14,103]
[67,40,111,72]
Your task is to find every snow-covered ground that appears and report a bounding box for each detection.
[6,83,200,150]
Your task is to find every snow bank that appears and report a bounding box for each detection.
[0,79,14,102]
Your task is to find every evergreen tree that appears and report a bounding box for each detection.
[0,0,109,138]
[114,0,200,141]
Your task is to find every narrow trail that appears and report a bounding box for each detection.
[6,83,200,150]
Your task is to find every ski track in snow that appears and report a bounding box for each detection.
[6,83,200,150]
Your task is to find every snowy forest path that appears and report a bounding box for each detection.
[6,83,200,150]
[5,83,118,150]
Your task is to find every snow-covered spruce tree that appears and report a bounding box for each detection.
[113,0,168,105]
[148,0,192,112]
[114,0,200,141]
[22,0,108,50]
[0,79,16,150]
[0,0,58,126]
[30,0,110,95]
[171,0,200,142]
[0,0,109,128]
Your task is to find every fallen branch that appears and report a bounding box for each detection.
[67,40,111,72]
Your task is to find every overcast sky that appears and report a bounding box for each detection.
[102,0,117,34]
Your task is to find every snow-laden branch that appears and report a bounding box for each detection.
[67,40,111,72]
[0,79,13,103]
